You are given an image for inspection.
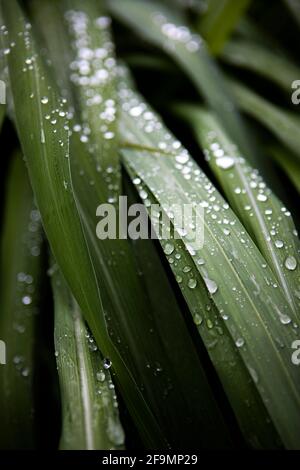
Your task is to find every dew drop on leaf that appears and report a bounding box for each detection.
[188,278,197,289]
[235,337,245,348]
[164,243,174,255]
[96,371,106,382]
[204,278,218,294]
[284,256,297,271]
[193,314,203,326]
[215,156,234,170]
[22,295,32,305]
[103,358,112,369]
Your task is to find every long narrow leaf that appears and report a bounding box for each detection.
[108,0,257,164]
[51,265,125,450]
[222,39,300,93]
[228,78,300,163]
[178,106,300,315]
[1,0,166,447]
[2,0,232,448]
[0,152,43,449]
[117,67,300,449]
[269,145,300,195]
[200,0,251,55]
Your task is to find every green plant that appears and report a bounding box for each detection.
[0,0,299,450]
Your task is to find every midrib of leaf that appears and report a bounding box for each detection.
[235,161,296,312]
[52,265,125,450]
[72,300,94,450]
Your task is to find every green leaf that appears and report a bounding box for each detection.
[269,145,300,195]
[284,0,300,28]
[178,106,300,316]
[3,0,232,448]
[0,152,44,449]
[117,67,300,449]
[199,0,251,55]
[1,0,166,448]
[222,39,300,93]
[108,0,257,164]
[125,163,281,449]
[228,78,300,163]
[58,0,233,449]
[51,264,125,450]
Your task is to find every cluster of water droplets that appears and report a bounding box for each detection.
[65,10,120,202]
[13,208,42,379]
[152,11,203,53]
[118,67,300,352]
[203,129,299,304]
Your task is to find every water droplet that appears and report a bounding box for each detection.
[175,153,189,164]
[21,367,30,378]
[215,156,234,170]
[130,106,143,117]
[188,278,197,289]
[275,240,284,248]
[257,194,267,202]
[22,295,32,305]
[139,190,148,200]
[104,131,114,140]
[103,358,112,369]
[164,243,174,255]
[193,314,202,325]
[248,367,259,384]
[279,314,291,325]
[133,177,141,185]
[284,256,297,271]
[183,265,191,273]
[235,337,245,348]
[96,371,106,382]
[204,278,218,294]
[41,96,49,104]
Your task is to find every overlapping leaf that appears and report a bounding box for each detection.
[117,67,300,449]
[178,106,300,316]
[0,153,44,449]
[51,265,125,450]
[108,0,257,163]
[2,0,231,448]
